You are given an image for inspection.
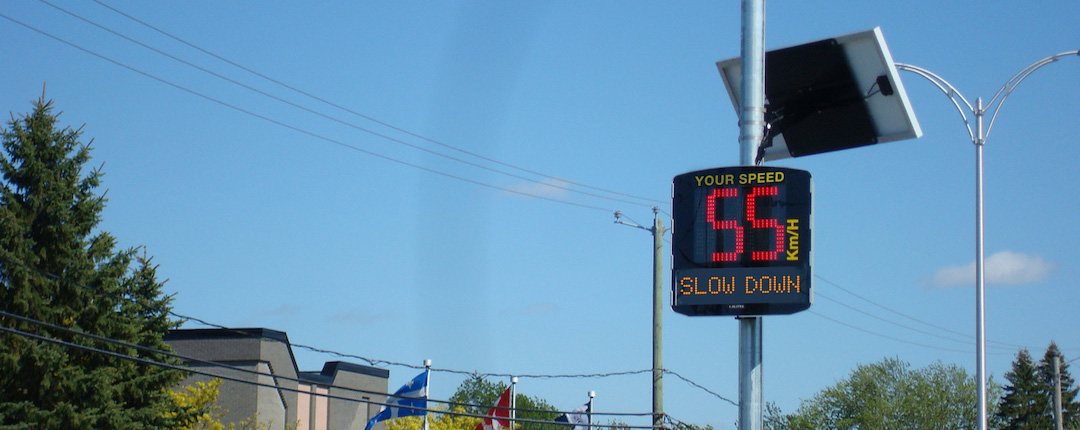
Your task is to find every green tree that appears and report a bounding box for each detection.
[450,376,560,430]
[0,96,186,428]
[997,343,1080,430]
[1038,343,1080,429]
[665,419,713,430]
[766,357,1001,430]
[997,349,1044,429]
[388,376,562,430]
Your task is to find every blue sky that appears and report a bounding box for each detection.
[2,1,1079,428]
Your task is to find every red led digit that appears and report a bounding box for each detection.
[747,186,783,261]
[706,188,743,262]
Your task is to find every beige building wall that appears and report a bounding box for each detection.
[165,328,388,430]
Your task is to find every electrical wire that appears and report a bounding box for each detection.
[85,0,665,208]
[0,323,657,428]
[814,291,1016,352]
[10,2,1070,420]
[808,310,975,354]
[811,278,1027,356]
[0,308,648,419]
[35,0,648,211]
[0,12,616,214]
[0,254,735,409]
[33,0,661,211]
[815,274,1025,350]
[663,370,737,407]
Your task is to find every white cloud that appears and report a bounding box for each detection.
[928,250,1055,288]
[504,178,572,199]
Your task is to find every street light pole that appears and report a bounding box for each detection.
[895,49,1078,430]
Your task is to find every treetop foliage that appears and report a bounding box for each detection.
[766,357,1000,430]
[997,342,1080,430]
[0,96,188,428]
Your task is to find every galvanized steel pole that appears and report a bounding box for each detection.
[896,50,1078,430]
[737,0,765,429]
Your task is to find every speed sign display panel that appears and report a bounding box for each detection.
[671,166,813,316]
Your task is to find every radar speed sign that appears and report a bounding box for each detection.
[671,166,813,317]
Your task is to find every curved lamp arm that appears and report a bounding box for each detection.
[894,63,977,143]
[983,50,1079,142]
[897,50,1079,145]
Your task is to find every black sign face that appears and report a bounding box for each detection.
[671,166,813,316]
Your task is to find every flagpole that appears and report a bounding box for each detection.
[510,377,518,430]
[424,359,432,430]
[587,391,595,429]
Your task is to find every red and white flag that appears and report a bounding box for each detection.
[474,387,513,430]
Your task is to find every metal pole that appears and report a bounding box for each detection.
[974,99,987,430]
[737,0,765,429]
[588,391,595,429]
[738,0,765,166]
[652,209,664,430]
[738,318,763,430]
[896,52,1078,430]
[424,359,432,430]
[511,377,518,430]
[884,69,985,429]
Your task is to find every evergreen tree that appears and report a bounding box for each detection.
[1037,342,1080,429]
[997,343,1080,430]
[0,96,187,428]
[997,349,1046,429]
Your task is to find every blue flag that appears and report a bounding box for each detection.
[554,402,591,430]
[365,369,429,430]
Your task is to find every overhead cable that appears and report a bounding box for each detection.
[0,324,655,428]
[0,12,615,214]
[88,0,665,207]
[815,291,1016,352]
[0,254,735,408]
[0,308,650,418]
[816,274,1025,350]
[36,0,659,210]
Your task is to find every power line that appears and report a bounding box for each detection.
[0,323,656,428]
[815,274,1025,350]
[663,370,737,408]
[0,307,648,418]
[808,310,976,355]
[815,291,1016,352]
[0,254,734,408]
[0,11,616,214]
[87,0,665,208]
[36,0,662,210]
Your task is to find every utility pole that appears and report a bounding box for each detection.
[614,208,668,429]
[651,209,665,430]
[1055,355,1064,430]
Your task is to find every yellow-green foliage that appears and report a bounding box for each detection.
[166,379,227,430]
[385,406,487,430]
[165,379,295,430]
